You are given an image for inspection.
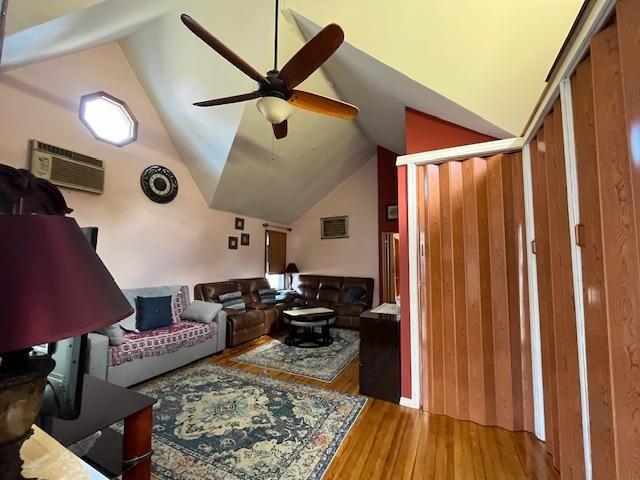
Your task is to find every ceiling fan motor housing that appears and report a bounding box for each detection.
[259,70,291,100]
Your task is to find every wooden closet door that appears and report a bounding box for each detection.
[419,154,533,432]
[587,2,640,476]
[529,132,560,465]
[530,101,584,478]
[571,55,616,480]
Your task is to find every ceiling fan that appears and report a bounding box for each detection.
[180,0,358,140]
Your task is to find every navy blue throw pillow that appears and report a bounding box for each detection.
[344,287,366,304]
[135,295,173,331]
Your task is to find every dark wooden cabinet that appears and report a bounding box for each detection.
[359,309,400,403]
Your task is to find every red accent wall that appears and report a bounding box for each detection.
[378,146,399,234]
[399,107,497,400]
[377,146,399,303]
[406,107,496,154]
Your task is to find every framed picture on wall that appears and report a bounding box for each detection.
[321,216,349,239]
[235,217,245,230]
[228,236,238,249]
[386,204,398,221]
[241,233,250,246]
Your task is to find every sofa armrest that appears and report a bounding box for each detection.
[213,309,227,352]
[87,333,110,381]
[280,293,297,303]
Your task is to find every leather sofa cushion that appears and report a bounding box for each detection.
[233,277,271,303]
[226,309,263,328]
[297,275,321,300]
[196,281,237,303]
[317,277,343,303]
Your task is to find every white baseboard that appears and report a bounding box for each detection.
[399,396,420,409]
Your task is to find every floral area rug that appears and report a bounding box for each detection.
[127,362,365,480]
[233,329,360,382]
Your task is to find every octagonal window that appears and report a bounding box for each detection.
[79,92,138,147]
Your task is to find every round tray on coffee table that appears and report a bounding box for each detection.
[282,308,336,348]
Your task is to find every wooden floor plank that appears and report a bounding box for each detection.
[147,333,558,480]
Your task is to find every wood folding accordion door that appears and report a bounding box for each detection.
[568,2,640,478]
[415,2,640,478]
[417,154,534,433]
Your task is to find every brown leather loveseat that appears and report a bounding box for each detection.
[194,277,282,347]
[282,275,374,328]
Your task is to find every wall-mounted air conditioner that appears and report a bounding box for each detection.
[29,140,104,194]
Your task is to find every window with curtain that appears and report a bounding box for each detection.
[265,230,286,288]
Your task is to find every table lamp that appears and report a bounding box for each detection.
[284,263,299,290]
[0,214,134,479]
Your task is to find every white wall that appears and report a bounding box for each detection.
[287,156,379,304]
[0,42,271,294]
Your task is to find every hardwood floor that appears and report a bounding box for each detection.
[152,334,559,479]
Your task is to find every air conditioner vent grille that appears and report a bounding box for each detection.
[29,139,105,194]
[50,157,104,191]
[36,141,102,168]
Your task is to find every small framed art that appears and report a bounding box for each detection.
[235,217,245,230]
[241,233,250,246]
[386,204,398,221]
[228,236,238,249]
[321,216,349,239]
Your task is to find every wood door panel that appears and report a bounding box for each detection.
[487,154,515,431]
[571,55,616,480]
[426,165,445,414]
[529,131,560,464]
[462,158,485,425]
[510,153,534,434]
[418,153,533,432]
[475,159,497,426]
[591,14,640,478]
[450,162,469,419]
[439,163,458,419]
[547,102,585,480]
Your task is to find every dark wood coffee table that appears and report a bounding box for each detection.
[41,375,155,480]
[283,308,336,347]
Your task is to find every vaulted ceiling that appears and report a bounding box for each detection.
[2,0,584,223]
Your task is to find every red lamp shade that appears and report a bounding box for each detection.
[0,215,133,354]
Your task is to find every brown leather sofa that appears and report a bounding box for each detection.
[282,275,374,328]
[194,277,282,347]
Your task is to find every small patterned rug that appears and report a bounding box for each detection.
[233,329,360,382]
[127,363,365,480]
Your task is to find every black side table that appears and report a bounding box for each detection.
[41,375,156,480]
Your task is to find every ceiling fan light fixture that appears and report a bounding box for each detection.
[256,96,293,124]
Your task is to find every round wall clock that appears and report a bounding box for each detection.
[140,165,178,204]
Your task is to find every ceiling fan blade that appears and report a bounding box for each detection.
[278,24,344,89]
[193,91,261,107]
[181,14,269,84]
[289,90,358,119]
[273,120,288,139]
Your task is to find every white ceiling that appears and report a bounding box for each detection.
[1,0,583,224]
[5,0,105,35]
